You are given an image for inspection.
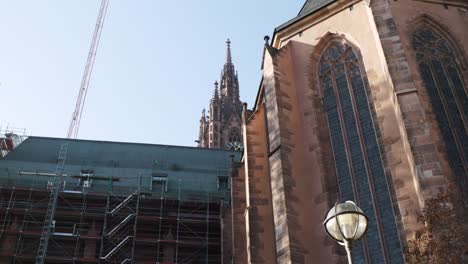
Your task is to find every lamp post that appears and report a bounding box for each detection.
[323,201,368,264]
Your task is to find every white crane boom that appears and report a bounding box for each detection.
[67,0,109,138]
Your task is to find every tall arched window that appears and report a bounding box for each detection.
[320,41,404,264]
[412,25,468,194]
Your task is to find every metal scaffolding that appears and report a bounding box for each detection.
[0,136,236,263]
[0,127,26,158]
[36,143,69,264]
[0,174,226,263]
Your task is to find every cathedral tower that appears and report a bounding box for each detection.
[198,39,243,150]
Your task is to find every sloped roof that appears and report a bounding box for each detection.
[0,137,241,200]
[2,136,239,170]
[275,0,336,32]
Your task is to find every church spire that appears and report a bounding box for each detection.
[197,39,244,149]
[226,38,232,64]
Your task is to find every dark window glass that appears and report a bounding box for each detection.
[228,129,241,143]
[151,173,167,192]
[412,26,468,194]
[217,176,229,190]
[320,42,404,263]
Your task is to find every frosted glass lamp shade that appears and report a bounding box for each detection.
[324,201,368,243]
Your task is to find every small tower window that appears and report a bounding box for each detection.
[228,128,241,143]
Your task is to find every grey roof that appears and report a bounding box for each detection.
[2,136,239,170]
[0,137,241,200]
[275,0,336,32]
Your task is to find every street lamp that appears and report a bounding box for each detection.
[323,201,368,264]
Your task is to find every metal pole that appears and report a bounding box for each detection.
[344,240,353,264]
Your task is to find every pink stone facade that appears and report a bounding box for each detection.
[230,0,468,263]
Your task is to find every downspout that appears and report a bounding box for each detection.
[229,154,236,264]
[241,103,252,264]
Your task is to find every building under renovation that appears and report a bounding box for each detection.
[0,136,239,263]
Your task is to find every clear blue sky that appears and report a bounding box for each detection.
[0,1,303,146]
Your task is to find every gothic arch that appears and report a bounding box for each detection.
[313,34,405,264]
[409,14,467,69]
[410,17,468,195]
[310,33,364,84]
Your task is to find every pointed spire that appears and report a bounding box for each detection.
[226,38,232,64]
[213,81,219,101]
[211,81,219,102]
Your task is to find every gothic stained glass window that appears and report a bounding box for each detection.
[320,42,404,264]
[412,26,468,195]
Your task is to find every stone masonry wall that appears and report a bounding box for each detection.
[243,104,276,263]
[263,41,338,263]
[263,46,293,264]
[273,0,425,246]
[388,0,468,195]
[370,0,451,201]
[229,162,248,263]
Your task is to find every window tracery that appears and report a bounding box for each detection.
[225,128,242,151]
[320,41,404,263]
[412,25,468,194]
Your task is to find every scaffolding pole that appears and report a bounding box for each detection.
[99,193,110,261]
[220,200,224,264]
[0,187,15,239]
[175,179,181,264]
[13,188,33,264]
[155,184,164,263]
[72,192,87,263]
[206,191,210,264]
[35,143,69,264]
[129,173,142,263]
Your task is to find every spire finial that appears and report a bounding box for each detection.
[226,38,232,64]
[201,108,206,121]
[213,81,219,100]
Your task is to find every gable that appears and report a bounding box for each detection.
[276,0,336,32]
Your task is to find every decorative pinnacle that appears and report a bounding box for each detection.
[264,35,270,45]
[226,38,232,64]
[213,81,219,100]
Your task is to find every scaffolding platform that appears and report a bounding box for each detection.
[0,186,225,263]
[0,136,239,263]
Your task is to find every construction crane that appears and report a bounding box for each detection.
[36,3,110,262]
[35,1,109,263]
[67,0,110,138]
